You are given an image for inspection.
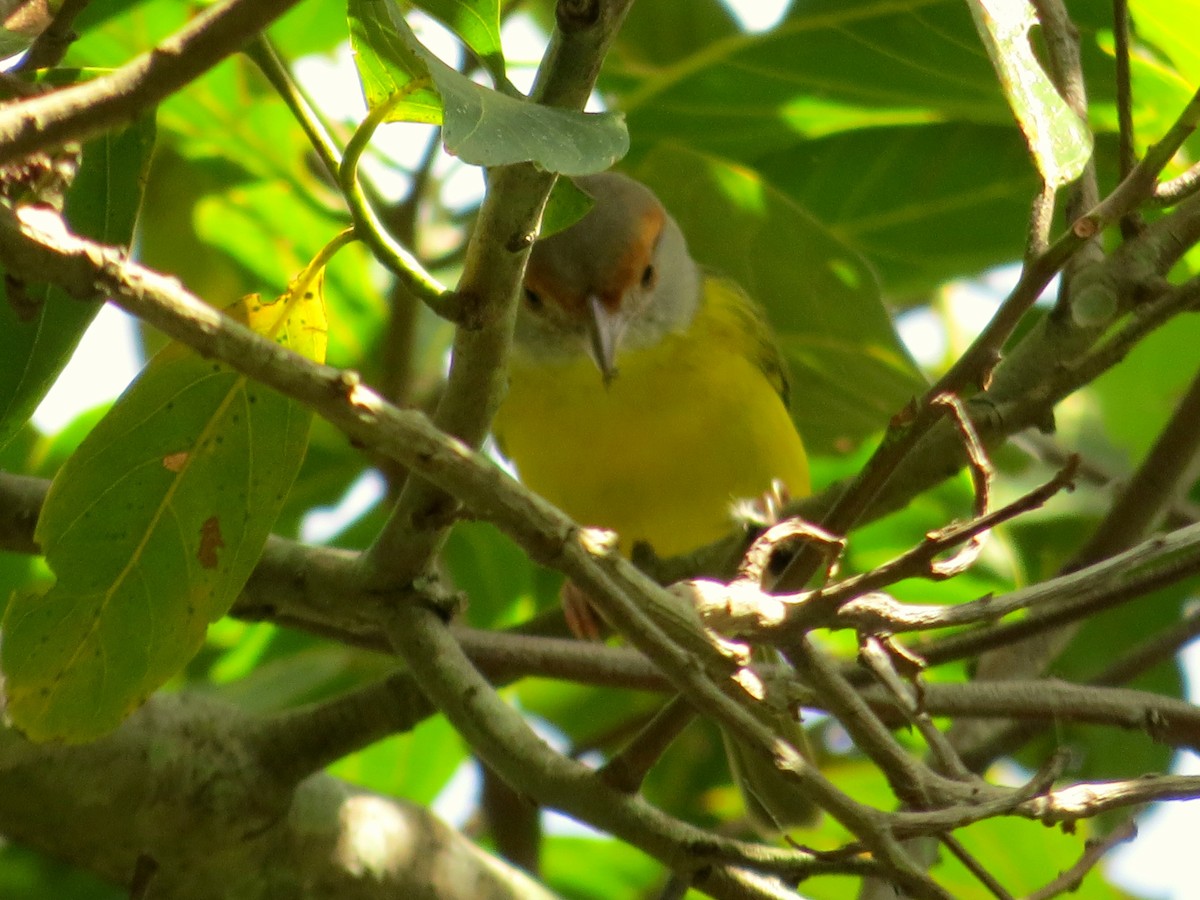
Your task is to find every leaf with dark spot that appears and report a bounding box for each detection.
[197,516,224,569]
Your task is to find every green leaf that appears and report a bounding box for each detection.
[539,176,594,240]
[542,836,664,900]
[208,637,391,714]
[1130,0,1200,85]
[66,0,185,68]
[0,842,123,900]
[1,274,327,742]
[330,716,465,803]
[0,115,156,449]
[930,816,1122,898]
[1089,315,1200,460]
[350,0,628,174]
[633,145,926,453]
[267,0,355,59]
[608,0,739,68]
[967,0,1092,188]
[413,0,505,84]
[442,521,561,627]
[619,0,1010,163]
[426,43,628,174]
[348,0,443,124]
[757,123,1041,296]
[157,60,318,187]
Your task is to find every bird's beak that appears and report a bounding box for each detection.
[585,295,625,386]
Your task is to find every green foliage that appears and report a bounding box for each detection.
[413,0,505,83]
[0,115,155,449]
[1,0,1198,896]
[349,0,443,124]
[541,836,663,899]
[0,843,122,900]
[2,283,326,741]
[349,0,628,173]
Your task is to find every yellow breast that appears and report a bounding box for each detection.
[494,278,809,558]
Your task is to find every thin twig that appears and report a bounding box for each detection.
[739,519,843,588]
[1025,181,1055,262]
[1093,604,1200,687]
[940,834,1014,900]
[920,528,1200,666]
[337,94,453,313]
[481,763,542,874]
[1153,160,1200,207]
[599,696,696,794]
[1112,0,1136,182]
[913,680,1200,750]
[767,459,1077,635]
[1021,819,1136,900]
[859,637,972,781]
[13,0,91,73]
[0,0,307,165]
[1111,0,1142,239]
[928,393,992,576]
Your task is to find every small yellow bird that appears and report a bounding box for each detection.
[493,171,817,832]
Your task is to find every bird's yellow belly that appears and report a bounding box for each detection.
[494,332,809,558]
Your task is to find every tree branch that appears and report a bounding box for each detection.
[13,0,91,73]
[0,692,557,900]
[0,0,305,165]
[0,197,944,891]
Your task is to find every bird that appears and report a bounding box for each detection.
[492,170,818,833]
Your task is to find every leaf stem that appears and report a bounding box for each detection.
[337,93,452,314]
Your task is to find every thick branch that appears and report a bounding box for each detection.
[0,693,556,900]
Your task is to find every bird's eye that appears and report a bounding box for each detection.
[641,264,656,288]
[523,287,544,310]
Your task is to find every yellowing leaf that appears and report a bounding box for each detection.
[1,266,328,742]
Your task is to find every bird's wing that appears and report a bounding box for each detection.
[706,274,793,410]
